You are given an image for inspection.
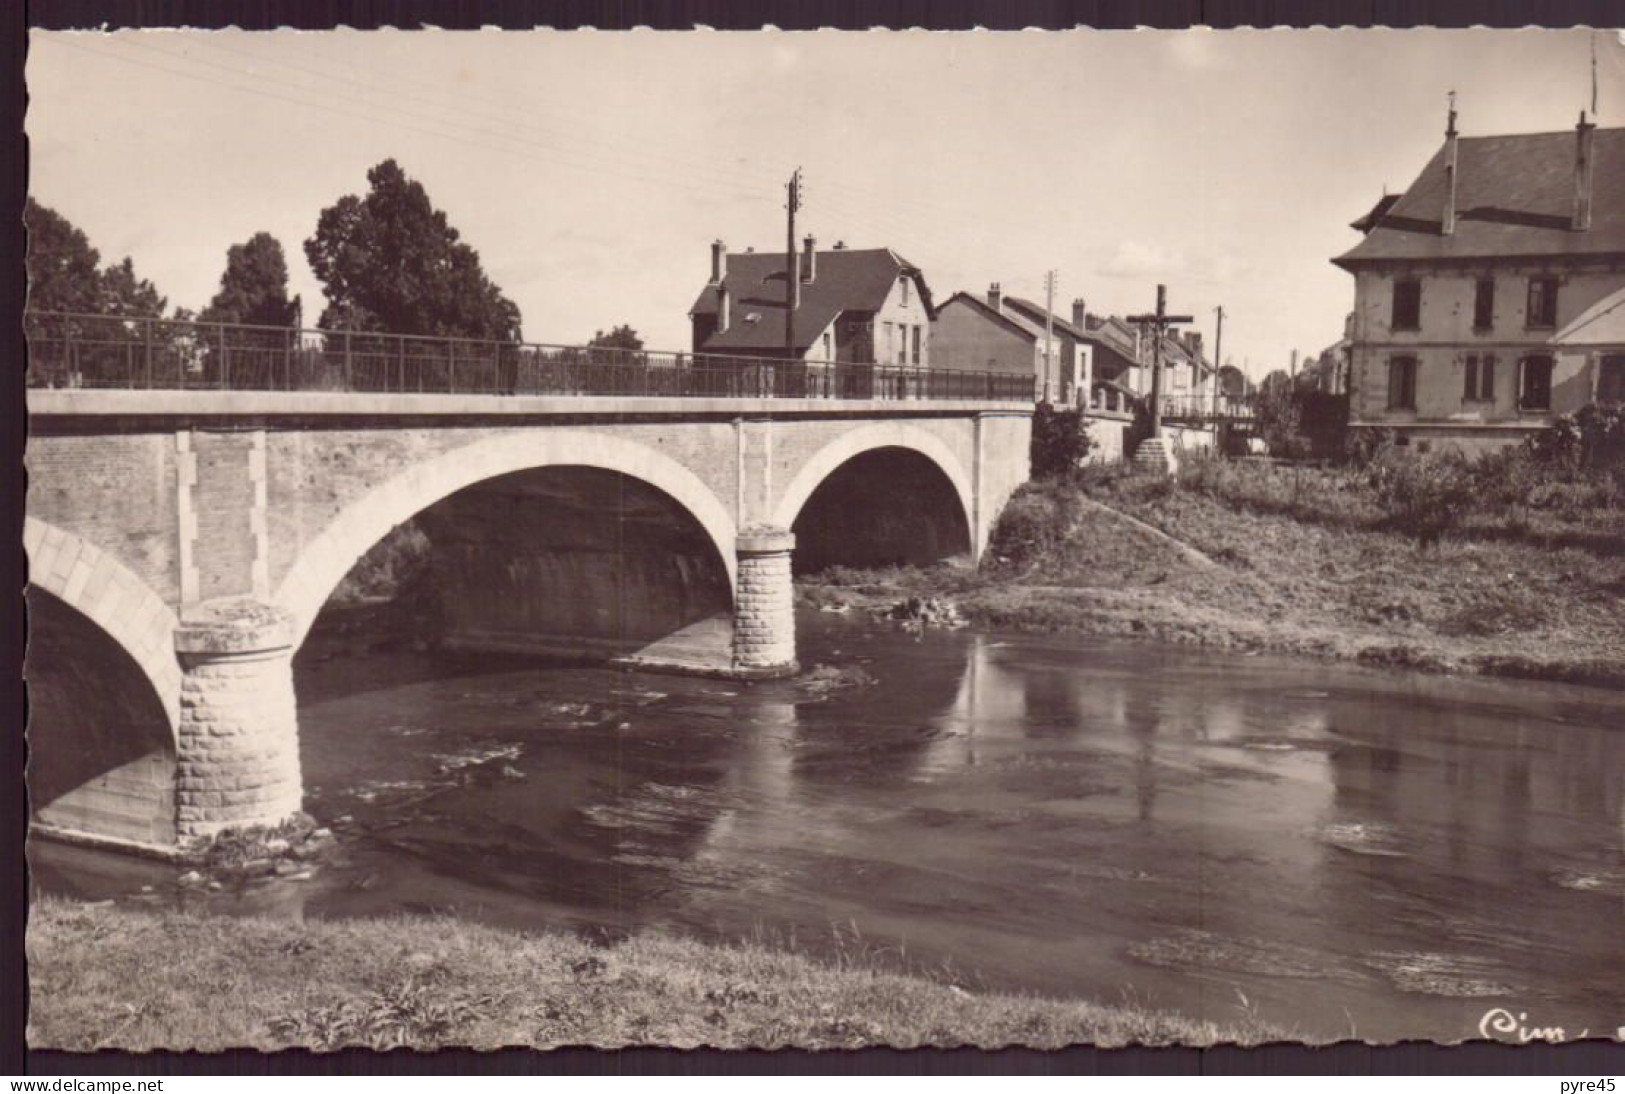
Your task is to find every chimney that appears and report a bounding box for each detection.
[833,240,847,250]
[1071,298,1086,328]
[801,235,816,283]
[1441,94,1459,236]
[1573,111,1597,232]
[1188,331,1203,363]
[987,282,1003,311]
[710,239,728,285]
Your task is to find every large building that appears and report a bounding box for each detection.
[1332,110,1625,451]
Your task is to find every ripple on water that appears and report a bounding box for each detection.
[1364,951,1522,998]
[1128,928,1348,981]
[1317,821,1409,857]
[1550,865,1625,897]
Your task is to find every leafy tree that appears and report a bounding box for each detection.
[1254,370,1306,457]
[1217,363,1251,398]
[25,199,166,318]
[200,232,299,328]
[304,159,521,341]
[95,256,167,318]
[1030,402,1095,478]
[24,198,103,314]
[589,325,643,351]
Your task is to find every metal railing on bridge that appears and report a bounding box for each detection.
[1155,392,1257,423]
[24,311,1038,404]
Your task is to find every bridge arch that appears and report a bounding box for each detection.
[23,516,181,731]
[274,430,739,644]
[771,422,976,564]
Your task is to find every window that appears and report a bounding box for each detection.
[1473,278,1495,330]
[1519,355,1554,411]
[883,321,894,360]
[899,277,910,307]
[1600,355,1625,404]
[898,326,908,365]
[1387,355,1418,410]
[1391,279,1421,331]
[821,331,833,362]
[911,325,921,366]
[1463,354,1496,401]
[1526,277,1559,329]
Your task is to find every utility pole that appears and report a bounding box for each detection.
[1127,284,1194,441]
[1212,305,1225,417]
[785,168,802,359]
[1043,269,1056,403]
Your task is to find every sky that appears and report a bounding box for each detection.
[26,28,1625,380]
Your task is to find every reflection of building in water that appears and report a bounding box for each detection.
[922,635,1025,771]
[1320,683,1625,888]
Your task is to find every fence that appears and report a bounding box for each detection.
[24,312,1037,403]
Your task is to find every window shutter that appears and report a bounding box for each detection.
[1463,355,1477,401]
[1481,355,1495,400]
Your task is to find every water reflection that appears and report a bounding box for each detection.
[30,611,1625,1043]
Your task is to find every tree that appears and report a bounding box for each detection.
[1217,363,1251,398]
[25,197,168,318]
[589,325,643,351]
[96,256,167,318]
[1254,370,1305,457]
[304,159,521,341]
[1030,402,1095,478]
[24,198,102,314]
[200,232,299,328]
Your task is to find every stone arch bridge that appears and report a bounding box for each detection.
[25,388,1031,855]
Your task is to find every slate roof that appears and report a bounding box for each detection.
[1002,296,1089,341]
[936,291,1048,341]
[689,247,930,353]
[1552,286,1625,346]
[1334,127,1625,267]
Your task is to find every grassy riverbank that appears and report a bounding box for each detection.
[27,898,1283,1051]
[801,458,1625,690]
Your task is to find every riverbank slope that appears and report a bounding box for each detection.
[800,461,1625,690]
[27,898,1282,1050]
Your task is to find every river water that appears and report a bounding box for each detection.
[31,612,1625,1044]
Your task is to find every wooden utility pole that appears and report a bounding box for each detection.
[1212,305,1225,417]
[1127,284,1193,439]
[785,168,802,358]
[1043,270,1056,403]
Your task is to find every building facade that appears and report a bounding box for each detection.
[689,238,933,370]
[1333,113,1625,451]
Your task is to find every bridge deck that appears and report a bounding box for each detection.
[28,389,1034,420]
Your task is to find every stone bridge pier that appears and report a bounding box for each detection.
[25,390,1032,853]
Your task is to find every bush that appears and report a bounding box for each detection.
[1365,449,1477,547]
[1030,402,1095,479]
[988,484,1073,567]
[1529,402,1625,472]
[331,520,434,605]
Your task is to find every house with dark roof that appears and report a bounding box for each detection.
[1332,108,1625,450]
[689,238,934,376]
[929,286,1046,387]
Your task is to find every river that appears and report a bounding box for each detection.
[30,611,1625,1044]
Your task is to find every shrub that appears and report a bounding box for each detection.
[988,484,1072,567]
[1529,402,1625,472]
[1030,402,1095,479]
[1365,449,1477,548]
[331,520,433,605]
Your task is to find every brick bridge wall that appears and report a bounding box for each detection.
[25,391,1032,852]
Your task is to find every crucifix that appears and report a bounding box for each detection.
[1126,284,1193,438]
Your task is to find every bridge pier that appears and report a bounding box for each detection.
[732,527,797,677]
[173,599,303,840]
